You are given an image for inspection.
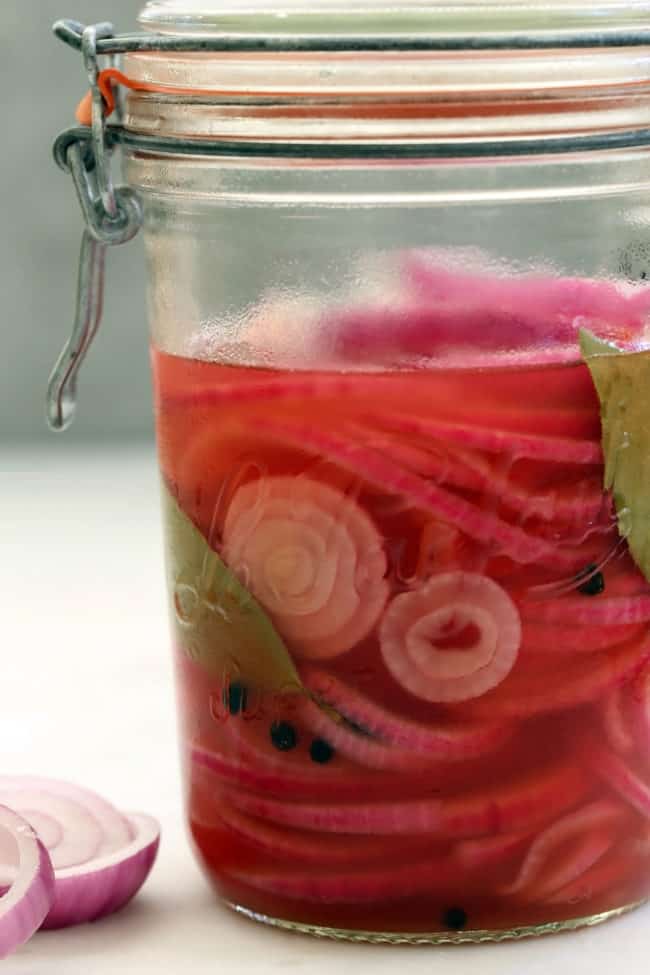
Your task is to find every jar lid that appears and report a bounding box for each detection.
[139,0,650,39]
[120,1,650,146]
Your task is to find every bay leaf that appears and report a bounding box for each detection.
[580,328,650,582]
[161,484,302,695]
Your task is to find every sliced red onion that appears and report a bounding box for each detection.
[43,814,160,931]
[0,804,55,958]
[0,778,160,930]
[590,747,650,818]
[0,777,132,864]
[500,800,626,901]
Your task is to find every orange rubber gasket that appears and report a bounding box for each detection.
[74,64,446,125]
[76,68,203,125]
[77,66,650,130]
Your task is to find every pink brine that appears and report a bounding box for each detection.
[154,263,650,936]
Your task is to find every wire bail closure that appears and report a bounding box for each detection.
[47,22,143,433]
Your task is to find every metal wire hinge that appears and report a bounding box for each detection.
[47,22,143,432]
[48,16,650,53]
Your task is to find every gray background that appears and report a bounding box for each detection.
[1,1,150,448]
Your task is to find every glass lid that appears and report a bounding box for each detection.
[139,1,650,39]
[126,1,650,144]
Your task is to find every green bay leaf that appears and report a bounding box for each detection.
[161,485,302,695]
[580,328,650,582]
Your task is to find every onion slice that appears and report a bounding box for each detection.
[0,778,160,930]
[43,813,160,931]
[0,777,133,867]
[379,572,521,703]
[0,804,55,958]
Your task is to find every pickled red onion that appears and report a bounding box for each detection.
[297,696,441,773]
[301,668,512,760]
[403,257,649,341]
[223,476,389,659]
[638,663,650,746]
[0,805,54,958]
[542,851,631,906]
[589,747,650,818]
[427,442,604,524]
[454,831,531,872]
[255,418,582,571]
[379,572,521,703]
[213,801,430,866]
[521,593,650,626]
[602,661,650,754]
[368,412,603,465]
[501,800,627,901]
[462,636,650,719]
[522,621,642,655]
[603,685,639,754]
[228,758,588,837]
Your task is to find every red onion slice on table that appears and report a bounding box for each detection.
[0,804,55,958]
[0,778,160,930]
[0,777,133,864]
[43,813,160,930]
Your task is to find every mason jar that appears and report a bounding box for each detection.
[51,0,650,944]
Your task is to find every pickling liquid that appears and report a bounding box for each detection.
[153,338,650,939]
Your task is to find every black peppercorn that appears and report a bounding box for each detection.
[270,721,298,752]
[310,739,335,764]
[443,906,468,931]
[222,682,248,716]
[577,564,605,596]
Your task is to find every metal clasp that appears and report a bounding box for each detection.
[47,23,143,432]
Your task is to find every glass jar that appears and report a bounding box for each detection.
[52,0,650,944]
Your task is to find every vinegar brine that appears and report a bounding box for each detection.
[153,266,650,937]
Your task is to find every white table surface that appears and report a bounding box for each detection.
[1,444,648,974]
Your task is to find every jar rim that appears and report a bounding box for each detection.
[112,3,650,150]
[138,1,650,42]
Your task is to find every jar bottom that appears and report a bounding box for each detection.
[225,899,647,945]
